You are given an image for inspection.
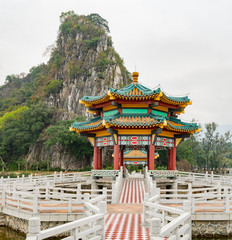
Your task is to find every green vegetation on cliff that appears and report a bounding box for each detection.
[45,117,93,160]
[0,11,131,170]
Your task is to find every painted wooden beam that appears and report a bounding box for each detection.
[149,102,159,108]
[168,107,183,113]
[112,101,121,108]
[93,100,113,108]
[87,107,102,112]
[151,128,163,145]
[80,132,96,138]
[107,128,118,135]
[174,134,190,139]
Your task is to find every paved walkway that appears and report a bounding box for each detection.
[119,178,145,204]
[105,177,149,240]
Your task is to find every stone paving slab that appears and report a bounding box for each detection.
[107,204,143,214]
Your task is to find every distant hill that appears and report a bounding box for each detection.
[0,11,132,170]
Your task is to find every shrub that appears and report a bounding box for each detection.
[45,80,63,95]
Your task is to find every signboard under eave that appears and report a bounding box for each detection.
[124,161,147,165]
[95,135,174,147]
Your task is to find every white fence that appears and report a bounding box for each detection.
[26,198,107,240]
[0,185,109,214]
[0,171,92,191]
[143,192,191,240]
[176,171,232,186]
[111,167,123,204]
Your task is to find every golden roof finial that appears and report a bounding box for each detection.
[132,72,139,83]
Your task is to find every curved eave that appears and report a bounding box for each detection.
[71,124,105,132]
[71,117,104,132]
[160,95,192,107]
[165,121,200,134]
[80,94,110,107]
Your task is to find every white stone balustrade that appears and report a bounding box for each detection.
[144,190,191,240]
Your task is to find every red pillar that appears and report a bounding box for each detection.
[114,137,120,170]
[97,148,102,169]
[168,148,172,170]
[93,140,98,170]
[149,139,155,170]
[120,149,124,169]
[168,146,176,170]
[170,146,176,170]
[147,148,150,169]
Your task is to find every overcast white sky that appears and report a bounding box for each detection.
[0,0,232,129]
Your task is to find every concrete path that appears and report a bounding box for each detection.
[105,177,149,240]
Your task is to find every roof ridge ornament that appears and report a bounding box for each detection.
[132,72,139,83]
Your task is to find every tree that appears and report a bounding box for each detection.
[45,117,93,160]
[0,102,54,162]
[87,13,110,32]
[202,122,231,170]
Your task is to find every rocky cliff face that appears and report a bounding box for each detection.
[26,12,131,169]
[45,12,131,120]
[27,140,92,170]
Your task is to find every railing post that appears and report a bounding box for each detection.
[143,193,149,227]
[192,173,195,182]
[29,174,33,184]
[26,217,40,239]
[84,193,90,202]
[188,183,192,201]
[205,171,208,183]
[103,187,107,201]
[44,176,47,184]
[60,171,63,180]
[13,182,16,197]
[210,171,214,184]
[0,176,3,186]
[172,181,178,200]
[99,201,107,214]
[76,183,81,201]
[225,187,230,213]
[33,194,38,214]
[54,172,57,183]
[183,200,191,212]
[191,198,195,213]
[217,182,221,200]
[2,190,5,206]
[97,202,106,239]
[112,183,116,204]
[45,182,50,200]
[150,217,162,239]
[155,188,160,199]
[68,198,72,213]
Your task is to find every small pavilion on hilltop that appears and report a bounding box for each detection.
[70,72,200,170]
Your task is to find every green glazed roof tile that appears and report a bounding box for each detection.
[110,83,161,97]
[81,94,108,102]
[71,111,199,132]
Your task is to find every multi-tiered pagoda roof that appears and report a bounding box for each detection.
[71,73,199,135]
[70,72,200,171]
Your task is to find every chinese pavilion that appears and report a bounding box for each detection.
[70,72,200,170]
[113,150,159,166]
